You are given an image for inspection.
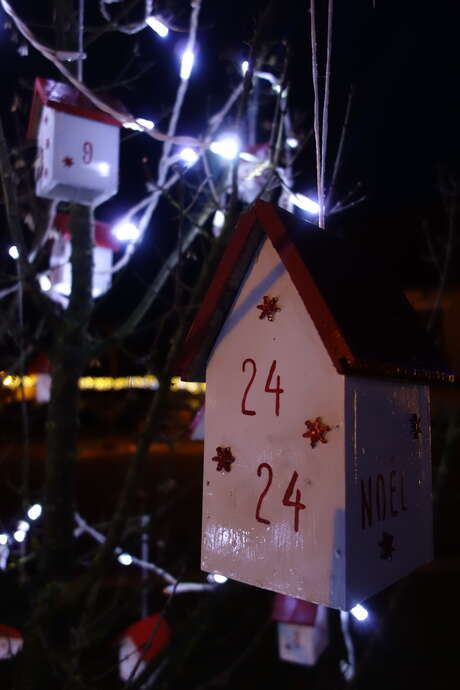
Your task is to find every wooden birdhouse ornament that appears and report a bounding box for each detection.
[49,213,119,299]
[28,77,122,206]
[272,594,328,666]
[180,201,453,610]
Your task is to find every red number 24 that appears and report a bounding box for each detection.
[255,463,306,532]
[241,358,284,417]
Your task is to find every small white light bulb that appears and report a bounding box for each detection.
[17,520,30,533]
[118,553,133,566]
[180,148,199,166]
[146,16,169,38]
[180,49,195,81]
[112,222,141,242]
[286,137,299,149]
[13,529,26,543]
[0,534,8,546]
[27,504,42,521]
[290,193,320,215]
[213,573,228,584]
[241,60,249,76]
[209,135,241,161]
[9,245,19,260]
[123,118,155,132]
[213,210,225,229]
[136,118,155,130]
[39,274,52,292]
[350,604,369,622]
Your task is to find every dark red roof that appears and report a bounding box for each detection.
[0,624,21,639]
[121,613,170,662]
[180,200,453,384]
[272,594,318,625]
[54,213,120,251]
[27,77,125,139]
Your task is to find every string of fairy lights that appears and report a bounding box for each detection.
[0,501,227,594]
[3,0,319,272]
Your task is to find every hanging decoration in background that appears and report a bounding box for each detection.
[46,213,120,300]
[28,353,51,403]
[0,625,23,660]
[272,594,328,666]
[27,77,123,207]
[119,613,170,682]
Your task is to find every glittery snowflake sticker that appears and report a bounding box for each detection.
[212,446,235,472]
[302,417,331,448]
[256,295,281,322]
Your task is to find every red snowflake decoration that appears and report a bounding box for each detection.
[256,295,281,322]
[302,417,331,448]
[62,156,74,167]
[212,446,235,472]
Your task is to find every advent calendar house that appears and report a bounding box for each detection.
[27,77,122,206]
[180,200,453,610]
[50,213,120,299]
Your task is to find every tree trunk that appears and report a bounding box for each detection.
[43,203,94,580]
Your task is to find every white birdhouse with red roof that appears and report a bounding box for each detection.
[48,213,119,299]
[28,77,122,206]
[272,594,329,666]
[179,201,453,610]
[0,625,22,659]
[118,613,170,682]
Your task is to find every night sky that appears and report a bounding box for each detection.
[1,0,460,285]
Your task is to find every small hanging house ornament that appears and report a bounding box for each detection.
[118,613,170,682]
[28,77,125,206]
[47,213,119,300]
[178,201,453,610]
[29,353,51,403]
[272,594,328,666]
[0,625,23,660]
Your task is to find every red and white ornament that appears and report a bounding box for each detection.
[29,353,51,403]
[28,78,123,206]
[0,625,22,660]
[47,213,119,300]
[119,613,170,682]
[272,594,328,666]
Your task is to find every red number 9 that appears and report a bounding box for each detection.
[83,141,93,164]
